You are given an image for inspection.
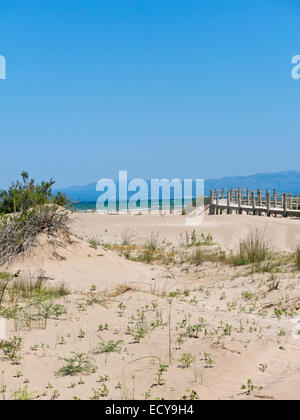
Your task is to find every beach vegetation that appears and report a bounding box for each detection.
[0,336,22,364]
[56,352,97,376]
[0,171,70,214]
[11,386,38,400]
[295,246,300,269]
[0,204,71,265]
[121,229,136,246]
[88,238,100,249]
[178,352,195,368]
[93,338,123,354]
[231,230,273,266]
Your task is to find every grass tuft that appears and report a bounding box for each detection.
[232,230,273,266]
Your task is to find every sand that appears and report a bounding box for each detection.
[72,212,300,252]
[0,212,300,400]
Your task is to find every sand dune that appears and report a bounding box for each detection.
[72,212,300,251]
[0,212,300,400]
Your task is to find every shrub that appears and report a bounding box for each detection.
[0,171,70,214]
[0,205,70,265]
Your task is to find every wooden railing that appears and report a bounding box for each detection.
[209,188,300,217]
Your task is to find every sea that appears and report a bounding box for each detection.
[72,198,199,213]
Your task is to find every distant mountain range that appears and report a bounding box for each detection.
[54,170,300,202]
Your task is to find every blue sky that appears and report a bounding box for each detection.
[0,0,300,188]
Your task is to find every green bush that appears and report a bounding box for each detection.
[0,171,70,214]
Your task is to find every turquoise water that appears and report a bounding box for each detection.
[72,199,198,213]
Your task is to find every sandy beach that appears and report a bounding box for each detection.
[72,212,300,252]
[0,211,300,400]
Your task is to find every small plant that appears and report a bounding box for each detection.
[274,308,285,319]
[259,363,267,373]
[91,383,109,400]
[144,389,152,399]
[241,379,254,396]
[98,323,109,331]
[97,374,110,383]
[93,338,123,354]
[204,352,215,368]
[33,302,66,322]
[51,389,60,400]
[118,302,126,317]
[78,329,85,339]
[154,364,168,386]
[224,324,232,336]
[0,336,22,364]
[179,353,195,368]
[89,238,100,249]
[59,336,66,345]
[56,352,97,376]
[14,370,22,378]
[184,231,214,247]
[12,386,38,400]
[182,389,200,400]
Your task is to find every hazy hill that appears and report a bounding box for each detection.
[55,170,300,202]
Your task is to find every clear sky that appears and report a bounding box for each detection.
[0,0,300,188]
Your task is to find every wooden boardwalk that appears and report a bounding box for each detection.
[209,188,300,218]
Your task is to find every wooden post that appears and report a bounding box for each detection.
[296,193,299,211]
[227,190,231,214]
[289,193,293,210]
[221,188,225,199]
[216,190,219,215]
[273,190,277,208]
[283,193,287,217]
[266,190,271,217]
[238,189,242,214]
[251,191,256,215]
[257,189,261,207]
[209,190,215,215]
[247,188,250,206]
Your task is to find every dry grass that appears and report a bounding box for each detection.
[294,246,300,270]
[0,205,70,265]
[232,230,273,266]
